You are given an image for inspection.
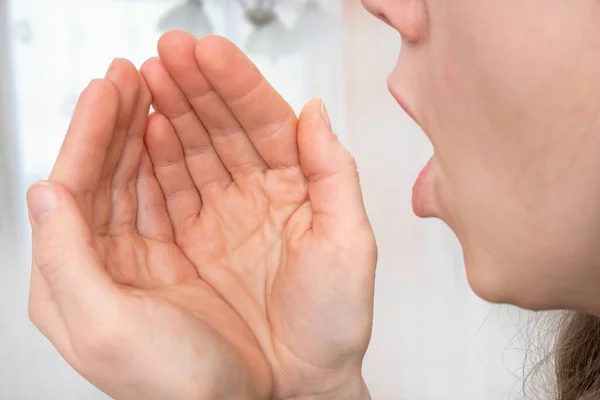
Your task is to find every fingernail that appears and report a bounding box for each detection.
[320,99,332,130]
[27,182,58,223]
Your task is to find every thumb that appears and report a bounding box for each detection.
[298,99,371,239]
[27,181,117,322]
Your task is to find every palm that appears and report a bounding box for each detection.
[175,166,374,397]
[31,57,271,400]
[93,230,272,396]
[139,32,377,398]
[175,168,308,314]
[32,32,375,400]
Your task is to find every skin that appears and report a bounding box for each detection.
[26,1,600,399]
[28,33,375,399]
[361,0,600,313]
[28,61,271,400]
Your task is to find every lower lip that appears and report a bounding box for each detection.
[412,156,434,217]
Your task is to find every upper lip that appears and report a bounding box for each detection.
[387,81,421,127]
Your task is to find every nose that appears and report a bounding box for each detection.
[361,0,428,43]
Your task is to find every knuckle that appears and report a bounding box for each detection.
[32,231,70,277]
[34,251,67,283]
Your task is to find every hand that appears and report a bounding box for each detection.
[27,59,272,400]
[140,31,377,399]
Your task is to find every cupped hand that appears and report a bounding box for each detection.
[140,31,378,400]
[27,59,272,400]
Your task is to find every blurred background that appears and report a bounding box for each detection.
[0,0,540,398]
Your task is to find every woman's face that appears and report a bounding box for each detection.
[362,0,600,312]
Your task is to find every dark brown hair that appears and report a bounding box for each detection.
[555,312,600,399]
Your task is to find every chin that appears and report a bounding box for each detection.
[461,249,553,311]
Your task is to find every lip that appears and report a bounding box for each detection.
[387,82,437,218]
[412,155,435,218]
[387,82,421,127]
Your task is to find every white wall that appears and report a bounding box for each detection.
[343,2,536,399]
[0,1,114,397]
[0,0,19,234]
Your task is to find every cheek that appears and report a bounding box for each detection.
[429,0,592,163]
[426,40,516,194]
[405,0,600,311]
[427,8,568,196]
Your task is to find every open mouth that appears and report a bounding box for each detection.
[387,82,421,128]
[387,85,436,217]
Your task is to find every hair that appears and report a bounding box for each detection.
[554,312,600,400]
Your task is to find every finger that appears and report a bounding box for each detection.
[101,59,141,183]
[145,113,202,234]
[107,74,153,236]
[136,147,174,241]
[50,79,119,222]
[158,30,268,177]
[141,57,232,193]
[26,181,122,330]
[94,59,141,234]
[298,99,370,239]
[195,35,299,169]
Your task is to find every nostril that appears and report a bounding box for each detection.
[377,13,392,26]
